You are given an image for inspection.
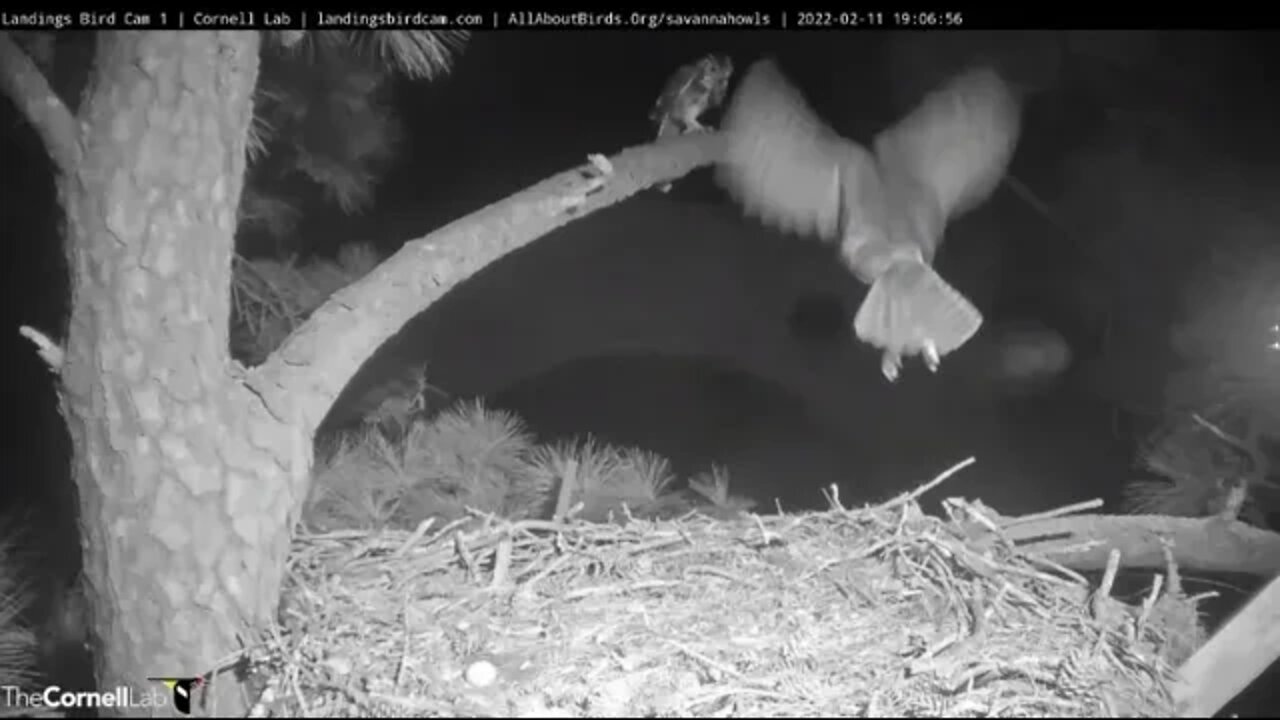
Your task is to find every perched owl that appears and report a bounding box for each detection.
[650,54,735,139]
[716,58,1023,381]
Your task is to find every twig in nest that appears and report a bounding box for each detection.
[878,457,977,511]
[1021,553,1090,588]
[513,553,572,595]
[392,517,437,559]
[822,483,846,512]
[395,589,412,690]
[1097,549,1121,601]
[748,513,781,549]
[665,639,746,682]
[454,533,478,580]
[490,535,513,589]
[1090,548,1128,642]
[1134,572,1165,641]
[1001,498,1104,528]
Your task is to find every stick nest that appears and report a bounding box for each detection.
[247,478,1201,718]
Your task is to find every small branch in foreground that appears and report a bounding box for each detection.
[1172,571,1280,718]
[0,32,81,176]
[1001,498,1104,528]
[1090,548,1122,622]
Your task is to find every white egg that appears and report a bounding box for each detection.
[465,660,498,688]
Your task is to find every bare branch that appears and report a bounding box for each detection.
[998,512,1280,578]
[0,31,81,175]
[246,131,726,432]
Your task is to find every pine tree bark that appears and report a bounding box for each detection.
[54,31,307,717]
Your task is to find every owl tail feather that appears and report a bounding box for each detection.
[853,260,983,380]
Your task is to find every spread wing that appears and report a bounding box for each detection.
[716,59,881,243]
[872,66,1022,226]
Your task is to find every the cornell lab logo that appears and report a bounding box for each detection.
[148,676,204,715]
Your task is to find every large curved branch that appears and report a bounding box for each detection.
[246,131,727,433]
[0,31,81,176]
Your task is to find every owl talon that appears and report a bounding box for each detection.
[881,351,902,382]
[923,340,940,373]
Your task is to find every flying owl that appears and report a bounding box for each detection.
[715,58,1023,381]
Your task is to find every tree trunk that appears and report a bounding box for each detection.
[56,31,307,717]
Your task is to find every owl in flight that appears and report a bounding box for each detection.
[715,59,1023,381]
